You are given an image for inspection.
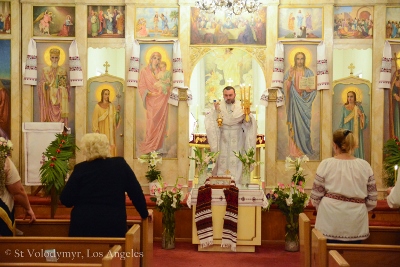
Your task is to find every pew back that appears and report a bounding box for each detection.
[102,245,123,267]
[328,250,350,267]
[299,213,311,267]
[311,228,328,267]
[0,236,125,264]
[312,228,400,267]
[0,245,122,267]
[124,224,141,267]
[15,215,153,267]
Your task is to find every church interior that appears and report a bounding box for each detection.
[1,0,400,265]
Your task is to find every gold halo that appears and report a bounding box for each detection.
[43,46,66,66]
[288,47,312,68]
[341,86,363,104]
[144,46,171,71]
[95,84,116,102]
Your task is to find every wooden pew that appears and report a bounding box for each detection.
[0,245,122,267]
[300,212,400,267]
[311,228,400,267]
[124,224,141,267]
[0,224,141,267]
[15,210,153,267]
[103,245,123,267]
[328,250,350,267]
[299,213,311,267]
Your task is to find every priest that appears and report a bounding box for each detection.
[205,86,257,184]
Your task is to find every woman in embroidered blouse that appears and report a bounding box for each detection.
[311,129,377,243]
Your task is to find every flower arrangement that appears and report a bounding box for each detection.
[138,151,162,183]
[150,176,184,249]
[188,147,219,178]
[40,132,77,196]
[383,136,400,187]
[233,146,259,172]
[266,181,309,249]
[233,147,260,185]
[40,131,78,218]
[285,155,309,185]
[0,137,13,194]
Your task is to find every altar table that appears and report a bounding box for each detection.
[187,188,268,252]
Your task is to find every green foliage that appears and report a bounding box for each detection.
[383,137,400,187]
[233,147,260,173]
[39,132,78,196]
[146,167,161,183]
[139,151,162,182]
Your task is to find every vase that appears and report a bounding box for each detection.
[162,212,175,249]
[197,169,208,186]
[241,165,251,187]
[285,214,300,252]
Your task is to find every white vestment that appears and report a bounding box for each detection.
[205,101,257,184]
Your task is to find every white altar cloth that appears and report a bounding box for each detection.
[187,188,269,208]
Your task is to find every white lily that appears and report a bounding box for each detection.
[302,155,309,163]
[6,140,13,149]
[285,195,293,206]
[150,151,158,159]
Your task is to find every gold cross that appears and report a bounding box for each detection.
[348,63,355,75]
[104,61,110,74]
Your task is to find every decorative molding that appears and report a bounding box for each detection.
[190,47,211,67]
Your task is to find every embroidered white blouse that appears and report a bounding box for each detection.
[311,157,377,241]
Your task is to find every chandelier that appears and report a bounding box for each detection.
[195,0,261,15]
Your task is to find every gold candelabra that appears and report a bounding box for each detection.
[240,84,252,122]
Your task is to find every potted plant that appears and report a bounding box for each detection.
[138,151,162,194]
[39,131,78,218]
[266,156,310,252]
[150,176,183,249]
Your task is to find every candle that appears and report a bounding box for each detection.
[247,84,251,101]
[240,84,244,101]
[395,165,398,183]
[196,105,199,121]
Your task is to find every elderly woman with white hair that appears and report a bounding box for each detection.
[60,133,148,237]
